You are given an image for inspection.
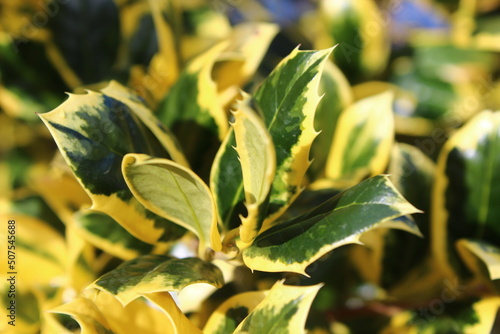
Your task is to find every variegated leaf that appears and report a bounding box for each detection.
[211,47,333,234]
[254,46,333,229]
[325,91,394,186]
[156,42,229,140]
[214,22,278,92]
[309,60,353,179]
[39,89,186,244]
[32,171,91,226]
[317,0,389,80]
[146,0,180,100]
[457,239,500,281]
[50,296,112,334]
[65,223,97,291]
[203,291,268,334]
[231,94,276,244]
[0,214,65,286]
[50,290,189,334]
[101,81,188,167]
[210,129,243,232]
[383,297,500,334]
[242,175,421,275]
[122,153,221,255]
[72,209,154,260]
[0,285,40,333]
[351,143,434,287]
[233,281,322,334]
[432,111,500,279]
[143,292,203,334]
[350,216,423,286]
[91,255,224,305]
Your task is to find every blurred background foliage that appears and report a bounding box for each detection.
[2,0,500,333]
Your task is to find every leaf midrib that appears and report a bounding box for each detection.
[169,169,206,245]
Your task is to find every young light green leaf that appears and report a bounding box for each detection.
[122,153,221,254]
[39,89,185,244]
[90,255,224,306]
[242,175,421,275]
[233,280,322,334]
[432,111,500,279]
[231,93,276,244]
[203,291,268,334]
[325,91,394,186]
[457,239,500,281]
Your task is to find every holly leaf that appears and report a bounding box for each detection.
[242,175,421,275]
[122,153,221,255]
[90,255,224,305]
[231,94,276,244]
[39,86,186,244]
[233,281,322,334]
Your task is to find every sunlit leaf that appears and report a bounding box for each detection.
[210,128,243,232]
[203,291,267,334]
[255,46,333,229]
[432,111,500,279]
[351,143,434,288]
[91,254,224,305]
[122,153,221,254]
[50,290,189,334]
[73,209,154,260]
[231,94,276,244]
[101,81,189,167]
[0,33,66,121]
[309,60,353,179]
[242,175,420,275]
[32,171,91,225]
[0,214,65,286]
[39,88,186,244]
[211,47,333,233]
[317,0,389,81]
[350,215,422,286]
[213,22,278,92]
[143,292,203,334]
[325,91,394,186]
[457,239,500,281]
[156,42,229,140]
[453,0,500,51]
[146,0,180,100]
[382,297,500,334]
[233,280,322,334]
[0,284,41,334]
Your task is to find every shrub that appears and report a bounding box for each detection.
[1,0,500,333]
